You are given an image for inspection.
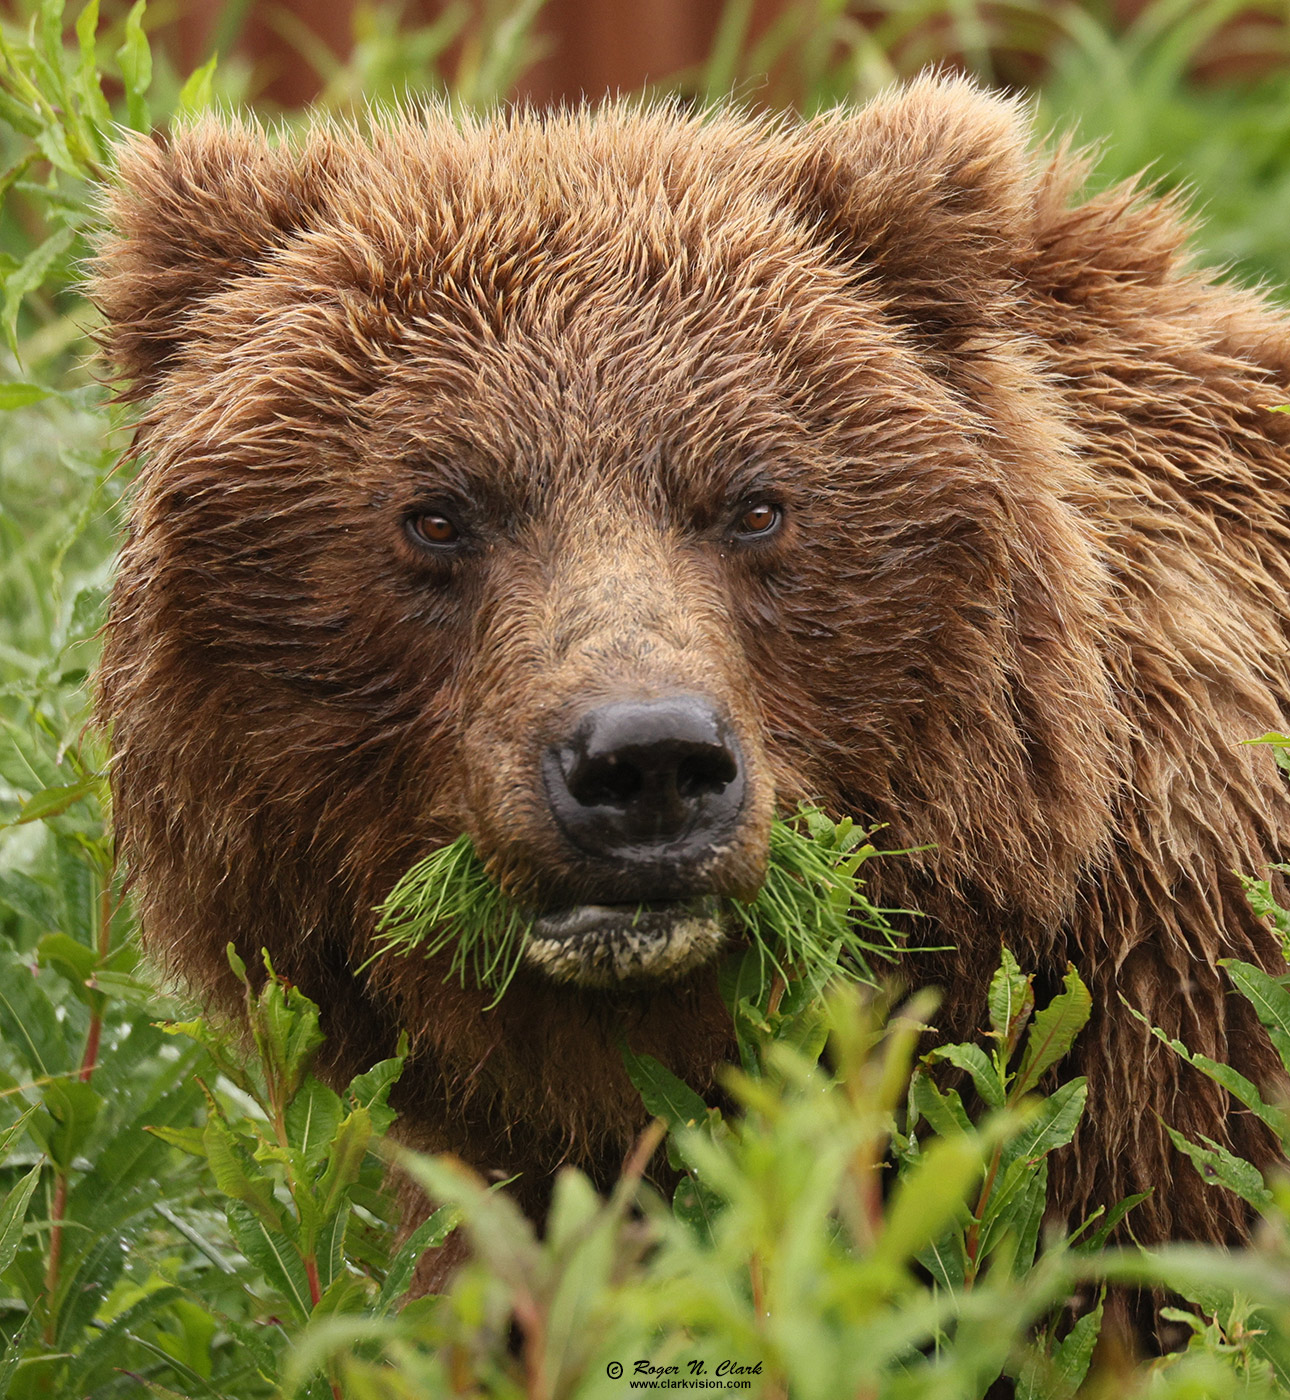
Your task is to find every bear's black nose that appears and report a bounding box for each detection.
[543,696,746,877]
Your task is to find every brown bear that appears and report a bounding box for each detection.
[92,76,1290,1284]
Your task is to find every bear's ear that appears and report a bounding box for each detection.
[790,74,1035,357]
[91,119,335,396]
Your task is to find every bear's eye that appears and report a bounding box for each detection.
[733,502,782,540]
[407,512,462,550]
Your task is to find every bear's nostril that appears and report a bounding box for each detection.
[544,696,748,877]
[570,752,643,807]
[676,749,737,800]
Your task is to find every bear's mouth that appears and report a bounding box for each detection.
[524,896,725,987]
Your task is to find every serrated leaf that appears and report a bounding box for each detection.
[377,1206,457,1312]
[908,1070,971,1137]
[988,947,1033,1053]
[31,1077,101,1169]
[925,1042,1005,1109]
[0,1162,41,1277]
[13,775,97,824]
[1000,1079,1087,1169]
[317,1108,372,1221]
[1013,965,1091,1096]
[286,1077,343,1173]
[621,1046,709,1131]
[1165,1125,1275,1212]
[1222,959,1290,1070]
[2,223,76,355]
[226,1201,314,1323]
[204,1117,281,1228]
[1055,1293,1104,1390]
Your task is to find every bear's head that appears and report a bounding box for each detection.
[92,77,1122,1165]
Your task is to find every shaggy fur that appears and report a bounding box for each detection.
[93,78,1290,1283]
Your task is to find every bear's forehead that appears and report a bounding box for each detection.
[138,110,956,495]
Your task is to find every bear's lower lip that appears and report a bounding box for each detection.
[524,896,725,987]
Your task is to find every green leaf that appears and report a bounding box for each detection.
[999,1079,1088,1169]
[345,1048,404,1137]
[317,1108,373,1221]
[1074,1190,1152,1252]
[316,1201,350,1291]
[176,53,217,116]
[0,1312,34,1396]
[977,1156,1048,1272]
[0,868,59,930]
[1165,1125,1275,1212]
[2,223,77,355]
[0,1161,41,1277]
[31,1077,101,1168]
[1013,965,1091,1097]
[13,775,97,824]
[116,0,151,131]
[0,380,49,409]
[908,1070,971,1137]
[146,1124,207,1159]
[621,1046,709,1131]
[1054,1292,1104,1390]
[286,1078,344,1173]
[36,930,99,1005]
[925,1042,1005,1109]
[1123,999,1290,1138]
[988,947,1034,1055]
[1222,958,1290,1070]
[74,0,114,133]
[377,1206,457,1312]
[204,1117,281,1228]
[226,1201,315,1323]
[876,1132,983,1270]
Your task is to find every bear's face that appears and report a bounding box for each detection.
[93,83,1121,1086]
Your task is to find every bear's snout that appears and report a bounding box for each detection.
[542,695,747,896]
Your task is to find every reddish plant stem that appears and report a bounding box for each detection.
[964,1141,1005,1283]
[41,1173,68,1345]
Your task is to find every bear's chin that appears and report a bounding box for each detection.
[523,897,726,987]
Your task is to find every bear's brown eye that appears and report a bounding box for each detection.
[734,502,781,539]
[408,512,461,549]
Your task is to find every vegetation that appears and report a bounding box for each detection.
[375,809,906,1005]
[3,0,1290,1394]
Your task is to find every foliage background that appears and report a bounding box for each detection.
[4,1,1290,1395]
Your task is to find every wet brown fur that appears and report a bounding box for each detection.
[92,78,1290,1274]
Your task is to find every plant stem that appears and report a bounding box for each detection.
[964,1140,1005,1284]
[42,1171,67,1345]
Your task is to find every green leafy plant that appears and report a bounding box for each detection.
[151,948,454,1399]
[6,1,1290,1395]
[374,807,909,1007]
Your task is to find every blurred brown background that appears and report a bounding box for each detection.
[172,0,794,108]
